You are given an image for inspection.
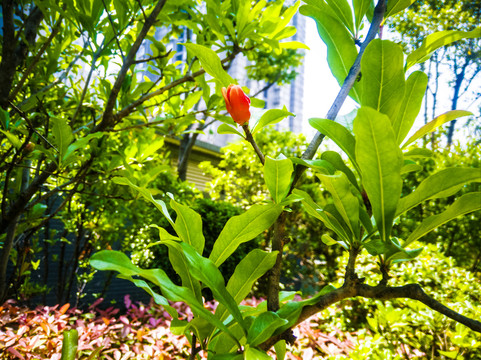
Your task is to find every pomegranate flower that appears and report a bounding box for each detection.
[222,85,251,126]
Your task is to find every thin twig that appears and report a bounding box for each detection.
[242,124,265,164]
[9,14,64,101]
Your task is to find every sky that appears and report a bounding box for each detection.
[302,18,357,138]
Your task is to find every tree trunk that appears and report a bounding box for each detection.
[447,60,469,146]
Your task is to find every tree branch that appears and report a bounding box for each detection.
[113,51,240,121]
[293,0,387,183]
[9,14,64,101]
[94,0,168,132]
[265,0,387,316]
[242,125,265,165]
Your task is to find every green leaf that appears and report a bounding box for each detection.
[360,39,406,121]
[353,0,371,32]
[63,133,104,161]
[402,110,473,148]
[112,177,174,225]
[353,107,403,242]
[176,241,247,331]
[90,250,141,276]
[244,347,272,360]
[218,123,244,137]
[321,150,360,190]
[309,118,359,174]
[289,157,335,174]
[170,198,205,254]
[61,329,78,360]
[300,4,360,102]
[124,277,179,319]
[279,41,310,50]
[321,234,338,246]
[215,250,277,323]
[246,312,288,346]
[396,168,481,217]
[90,250,241,347]
[406,28,481,69]
[384,0,415,18]
[401,161,423,175]
[0,130,22,149]
[392,71,428,144]
[251,107,294,135]
[318,171,360,239]
[51,116,73,160]
[403,148,433,159]
[182,43,234,87]
[264,155,294,203]
[209,204,283,267]
[274,340,287,360]
[294,189,351,247]
[0,107,10,129]
[405,192,481,247]
[159,239,203,303]
[326,0,354,35]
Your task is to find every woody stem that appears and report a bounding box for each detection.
[242,124,265,165]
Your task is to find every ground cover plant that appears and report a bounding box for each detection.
[1,0,481,359]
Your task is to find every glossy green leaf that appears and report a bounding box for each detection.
[160,240,203,303]
[251,107,294,135]
[215,250,277,323]
[326,0,354,35]
[274,340,287,360]
[0,130,22,149]
[392,71,428,144]
[51,116,73,160]
[176,241,247,331]
[403,148,433,159]
[209,204,283,267]
[406,28,481,69]
[321,234,338,246]
[124,277,178,319]
[300,4,360,102]
[112,177,174,225]
[360,39,405,121]
[279,41,310,50]
[90,250,241,346]
[289,157,335,174]
[244,347,272,360]
[353,0,371,32]
[318,171,360,239]
[402,110,473,148]
[401,161,423,175]
[384,0,415,18]
[294,189,351,246]
[170,198,205,254]
[405,192,481,246]
[321,150,360,190]
[63,133,104,161]
[309,118,359,174]
[246,312,288,346]
[61,329,78,360]
[183,43,234,87]
[218,123,244,137]
[264,155,294,203]
[396,168,481,216]
[353,107,403,242]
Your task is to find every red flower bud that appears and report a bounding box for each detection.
[222,85,251,126]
